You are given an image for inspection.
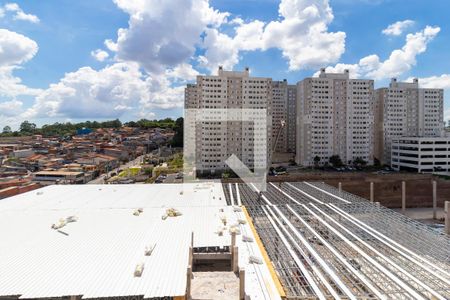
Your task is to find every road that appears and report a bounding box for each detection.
[164,174,177,184]
[87,154,146,184]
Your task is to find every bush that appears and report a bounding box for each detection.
[143,167,153,175]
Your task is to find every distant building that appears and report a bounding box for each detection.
[76,128,92,135]
[12,148,34,159]
[286,84,297,153]
[375,78,444,164]
[271,80,297,154]
[296,69,375,166]
[185,67,272,175]
[391,136,450,173]
[33,170,86,185]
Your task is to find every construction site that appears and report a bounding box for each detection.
[223,181,450,299]
[0,181,449,300]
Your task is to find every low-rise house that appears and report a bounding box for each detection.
[103,148,130,161]
[33,170,86,185]
[0,166,28,178]
[12,148,34,159]
[76,154,119,173]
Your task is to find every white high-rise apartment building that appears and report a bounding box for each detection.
[374,78,444,164]
[296,69,375,166]
[271,80,297,154]
[287,84,297,153]
[272,80,288,153]
[185,67,272,175]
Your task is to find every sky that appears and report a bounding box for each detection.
[0,0,450,129]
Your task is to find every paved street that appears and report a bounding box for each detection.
[87,154,145,184]
[164,173,176,184]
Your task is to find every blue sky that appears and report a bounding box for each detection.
[0,0,449,129]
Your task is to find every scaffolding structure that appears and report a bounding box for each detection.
[223,181,450,299]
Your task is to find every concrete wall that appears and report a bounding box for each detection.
[271,173,450,208]
[225,172,450,209]
[0,183,41,199]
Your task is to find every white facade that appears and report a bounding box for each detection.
[272,80,288,153]
[391,137,450,173]
[12,148,34,158]
[375,78,444,164]
[269,80,297,154]
[296,69,375,166]
[185,67,272,174]
[287,84,297,153]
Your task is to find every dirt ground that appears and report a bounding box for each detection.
[191,271,239,300]
[394,207,446,223]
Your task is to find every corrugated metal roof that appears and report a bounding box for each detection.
[0,182,227,212]
[0,182,281,300]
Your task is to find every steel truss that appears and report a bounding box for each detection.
[224,182,450,299]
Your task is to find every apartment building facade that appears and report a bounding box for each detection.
[272,80,288,153]
[296,69,375,166]
[374,78,444,164]
[184,67,272,175]
[391,137,450,173]
[287,84,297,153]
[271,80,297,154]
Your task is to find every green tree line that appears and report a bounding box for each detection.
[1,117,184,142]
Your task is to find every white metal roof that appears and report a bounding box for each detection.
[0,182,281,300]
[0,182,227,212]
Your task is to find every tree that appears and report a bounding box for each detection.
[353,157,367,168]
[19,121,36,134]
[313,155,320,168]
[329,155,343,168]
[125,121,138,127]
[2,126,12,134]
[171,117,183,147]
[373,157,381,167]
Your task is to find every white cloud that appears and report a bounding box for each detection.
[91,49,109,62]
[137,111,156,119]
[408,74,450,89]
[23,62,186,120]
[382,20,414,36]
[0,100,23,116]
[111,0,229,74]
[199,27,240,71]
[320,26,440,80]
[263,0,346,70]
[200,0,346,71]
[166,63,200,82]
[0,99,25,130]
[445,109,450,123]
[144,78,185,110]
[0,29,40,127]
[104,39,118,52]
[369,26,440,79]
[4,3,40,23]
[0,28,38,66]
[25,62,151,119]
[0,29,42,97]
[0,66,42,98]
